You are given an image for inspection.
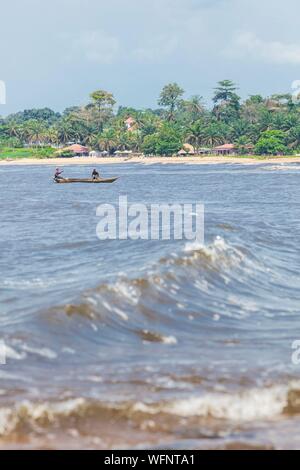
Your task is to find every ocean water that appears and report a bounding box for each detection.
[0,162,300,449]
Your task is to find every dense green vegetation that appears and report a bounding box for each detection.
[1,80,300,157]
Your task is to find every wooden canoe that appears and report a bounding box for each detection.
[54,177,118,184]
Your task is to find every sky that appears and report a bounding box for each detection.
[1,0,300,114]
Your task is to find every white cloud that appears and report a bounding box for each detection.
[226,32,300,65]
[71,30,119,64]
[3,0,300,113]
[131,35,179,63]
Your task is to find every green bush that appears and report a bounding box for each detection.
[142,124,182,156]
[0,147,56,159]
[55,150,75,158]
[255,131,289,155]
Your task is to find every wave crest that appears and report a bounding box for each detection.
[1,382,300,437]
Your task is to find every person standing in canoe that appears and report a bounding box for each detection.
[92,169,100,180]
[54,168,63,180]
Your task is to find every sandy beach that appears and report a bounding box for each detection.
[1,155,300,166]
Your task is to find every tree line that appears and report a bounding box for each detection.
[1,80,300,156]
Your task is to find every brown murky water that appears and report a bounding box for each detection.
[0,163,300,449]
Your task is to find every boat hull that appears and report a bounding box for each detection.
[54,177,118,184]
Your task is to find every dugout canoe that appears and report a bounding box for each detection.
[54,177,118,184]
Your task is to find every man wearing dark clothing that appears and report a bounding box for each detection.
[92,169,100,180]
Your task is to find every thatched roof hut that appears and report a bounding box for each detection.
[183,143,195,155]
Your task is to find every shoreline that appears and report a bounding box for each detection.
[1,155,300,166]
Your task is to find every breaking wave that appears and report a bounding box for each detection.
[133,382,300,421]
[1,236,268,363]
[57,236,253,324]
[46,236,266,336]
[0,382,300,438]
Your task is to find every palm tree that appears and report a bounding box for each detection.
[56,120,75,145]
[83,131,97,147]
[137,113,161,137]
[47,127,59,146]
[97,128,118,153]
[116,131,129,151]
[229,120,251,141]
[6,120,23,140]
[23,120,47,146]
[126,130,143,152]
[183,95,205,121]
[235,136,254,154]
[257,110,274,132]
[288,126,300,149]
[201,124,226,147]
[186,121,205,153]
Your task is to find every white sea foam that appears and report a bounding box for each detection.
[163,388,286,421]
[1,382,298,436]
[113,308,129,321]
[20,345,57,359]
[184,240,205,253]
[161,335,178,345]
[182,237,248,284]
[114,282,140,305]
[142,332,178,346]
[184,236,227,253]
[0,398,86,436]
[2,345,27,361]
[102,301,113,312]
[132,383,300,422]
[2,278,56,290]
[184,236,243,264]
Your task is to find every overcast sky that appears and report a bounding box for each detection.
[1,0,300,114]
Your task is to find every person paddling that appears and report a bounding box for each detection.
[92,168,100,180]
[54,168,63,180]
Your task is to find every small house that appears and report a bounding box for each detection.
[125,117,136,132]
[213,144,238,156]
[63,144,89,156]
[178,143,195,156]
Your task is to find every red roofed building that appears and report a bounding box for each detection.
[213,143,238,156]
[63,144,89,156]
[125,116,137,132]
